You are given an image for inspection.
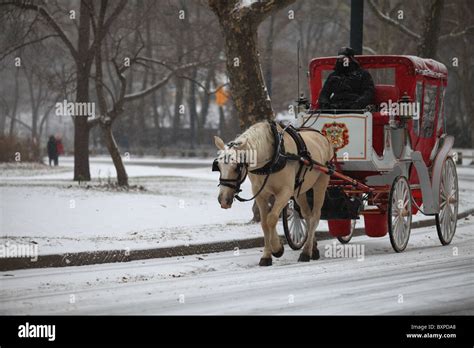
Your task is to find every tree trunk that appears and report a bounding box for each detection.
[9,68,20,136]
[151,93,161,147]
[208,1,293,130]
[417,0,445,58]
[173,11,186,134]
[219,18,274,129]
[0,104,6,136]
[173,76,184,133]
[102,125,128,186]
[188,68,198,149]
[197,68,213,144]
[263,14,275,97]
[218,105,225,137]
[145,5,157,148]
[92,0,129,187]
[74,112,91,181]
[24,68,41,142]
[73,0,93,182]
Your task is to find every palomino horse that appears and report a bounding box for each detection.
[213,121,333,266]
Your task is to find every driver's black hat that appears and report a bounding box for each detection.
[337,47,356,57]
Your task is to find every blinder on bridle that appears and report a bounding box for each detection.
[212,159,219,172]
[211,157,248,193]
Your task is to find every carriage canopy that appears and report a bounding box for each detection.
[309,55,447,108]
[309,55,449,165]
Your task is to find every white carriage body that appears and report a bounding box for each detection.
[298,112,414,173]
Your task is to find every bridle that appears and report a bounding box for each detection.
[212,159,249,194]
[213,157,272,202]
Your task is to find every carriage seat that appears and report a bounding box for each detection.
[372,85,400,156]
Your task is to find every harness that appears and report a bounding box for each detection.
[212,120,328,202]
[249,121,287,175]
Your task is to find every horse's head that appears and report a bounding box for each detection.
[213,135,248,209]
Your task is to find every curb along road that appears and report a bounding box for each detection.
[1,208,473,271]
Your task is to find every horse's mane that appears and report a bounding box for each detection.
[233,121,273,156]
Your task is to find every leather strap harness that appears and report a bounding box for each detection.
[212,120,331,202]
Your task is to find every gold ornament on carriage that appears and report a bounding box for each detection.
[321,122,349,150]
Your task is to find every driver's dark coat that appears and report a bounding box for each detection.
[318,60,375,109]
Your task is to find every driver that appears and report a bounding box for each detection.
[318,47,375,110]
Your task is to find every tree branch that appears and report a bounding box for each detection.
[122,62,202,103]
[0,34,58,61]
[363,46,378,55]
[0,0,79,61]
[87,0,128,58]
[244,0,296,23]
[123,72,175,102]
[5,114,32,132]
[439,26,474,40]
[176,75,228,95]
[367,0,421,40]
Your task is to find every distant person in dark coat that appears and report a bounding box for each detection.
[318,47,375,110]
[47,135,58,166]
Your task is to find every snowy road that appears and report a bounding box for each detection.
[1,217,473,315]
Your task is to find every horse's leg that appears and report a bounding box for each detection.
[267,188,293,259]
[297,175,329,261]
[255,195,273,266]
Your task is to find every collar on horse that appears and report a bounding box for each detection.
[249,120,287,175]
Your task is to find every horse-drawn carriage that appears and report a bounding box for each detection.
[283,55,458,252]
[213,54,458,265]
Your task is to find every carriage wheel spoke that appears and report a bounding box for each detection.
[389,177,411,251]
[437,159,458,244]
[286,200,308,248]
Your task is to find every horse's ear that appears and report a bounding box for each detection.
[214,136,225,150]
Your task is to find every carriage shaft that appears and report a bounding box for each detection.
[307,160,373,192]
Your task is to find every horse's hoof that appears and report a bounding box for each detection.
[312,248,320,260]
[259,257,272,266]
[298,253,310,262]
[272,244,284,258]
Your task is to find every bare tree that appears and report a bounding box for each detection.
[1,0,128,180]
[208,0,296,129]
[92,6,203,186]
[368,0,446,58]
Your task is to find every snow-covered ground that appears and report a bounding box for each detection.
[1,158,474,255]
[1,218,473,315]
[0,159,259,254]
